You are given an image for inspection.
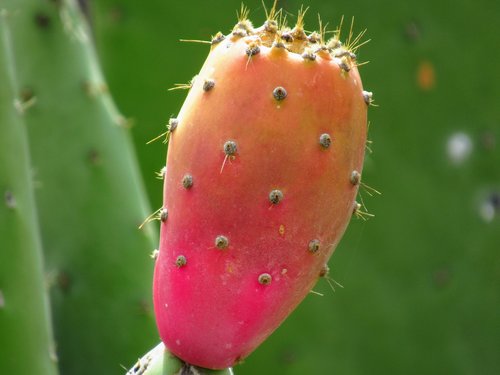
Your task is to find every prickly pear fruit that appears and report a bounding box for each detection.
[153,7,371,369]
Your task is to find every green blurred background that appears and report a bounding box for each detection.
[89,0,499,374]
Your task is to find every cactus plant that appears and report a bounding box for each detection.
[1,0,158,373]
[152,6,372,369]
[0,10,58,375]
[127,343,234,375]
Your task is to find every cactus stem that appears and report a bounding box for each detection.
[127,342,235,374]
[0,289,5,308]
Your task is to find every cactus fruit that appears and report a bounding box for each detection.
[153,6,372,369]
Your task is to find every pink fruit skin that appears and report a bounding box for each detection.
[153,33,367,369]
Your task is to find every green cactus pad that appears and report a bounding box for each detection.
[0,10,58,375]
[2,0,158,373]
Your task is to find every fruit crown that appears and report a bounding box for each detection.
[210,2,369,71]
